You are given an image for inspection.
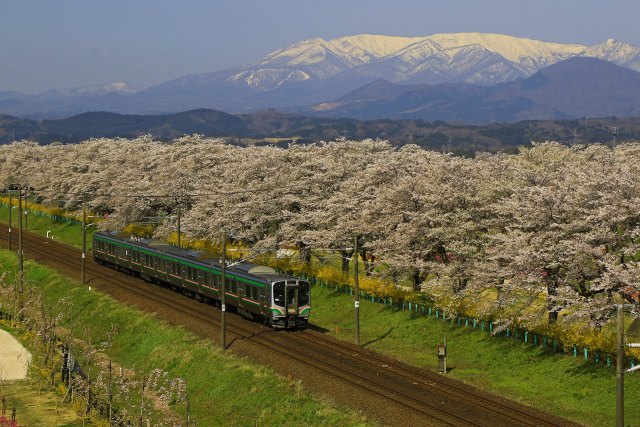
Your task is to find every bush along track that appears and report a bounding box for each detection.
[0,251,368,426]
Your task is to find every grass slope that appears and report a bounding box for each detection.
[312,285,640,426]
[0,377,86,426]
[3,209,640,425]
[0,251,367,426]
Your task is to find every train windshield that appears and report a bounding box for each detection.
[273,281,285,306]
[298,281,310,305]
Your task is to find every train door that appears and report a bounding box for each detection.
[260,287,268,316]
[285,281,299,315]
[237,281,245,309]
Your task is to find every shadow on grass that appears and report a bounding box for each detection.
[307,323,330,333]
[363,327,394,347]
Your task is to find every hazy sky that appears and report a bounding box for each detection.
[2,0,639,93]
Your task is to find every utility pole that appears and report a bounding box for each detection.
[17,187,24,317]
[177,205,181,248]
[612,126,618,148]
[23,188,27,231]
[617,304,624,427]
[220,230,227,351]
[8,189,12,251]
[18,188,23,274]
[81,194,87,287]
[354,236,360,346]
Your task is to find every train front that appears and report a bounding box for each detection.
[270,279,310,328]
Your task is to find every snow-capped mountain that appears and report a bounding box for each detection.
[223,33,593,90]
[581,39,640,71]
[43,81,139,97]
[3,32,640,118]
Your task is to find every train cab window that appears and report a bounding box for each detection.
[273,282,285,306]
[299,281,310,305]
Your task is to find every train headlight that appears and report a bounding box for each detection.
[287,308,297,314]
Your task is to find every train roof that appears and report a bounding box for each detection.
[94,231,297,283]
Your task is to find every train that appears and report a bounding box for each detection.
[92,230,310,328]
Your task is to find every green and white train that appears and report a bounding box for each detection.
[93,231,310,328]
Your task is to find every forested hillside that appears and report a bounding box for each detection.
[1,109,639,154]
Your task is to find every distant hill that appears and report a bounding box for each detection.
[1,108,639,155]
[302,57,640,123]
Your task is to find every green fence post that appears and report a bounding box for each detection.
[428,306,432,316]
[435,308,439,318]
[489,322,493,333]
[583,347,588,361]
[506,327,510,337]
[473,319,477,329]
[524,331,528,344]
[573,345,577,357]
[543,336,547,348]
[481,320,485,331]
[465,318,469,327]
[595,351,600,364]
[457,316,461,326]
[607,354,611,367]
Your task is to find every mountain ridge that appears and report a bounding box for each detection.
[2,32,640,119]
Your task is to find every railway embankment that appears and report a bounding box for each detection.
[0,250,369,426]
[0,210,639,425]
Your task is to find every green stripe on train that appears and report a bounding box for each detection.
[94,234,267,288]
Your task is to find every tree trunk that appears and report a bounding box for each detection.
[358,247,374,276]
[412,271,422,292]
[298,242,311,265]
[339,250,353,275]
[546,277,559,324]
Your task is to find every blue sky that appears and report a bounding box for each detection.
[2,0,639,93]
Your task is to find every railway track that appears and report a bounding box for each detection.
[0,223,579,427]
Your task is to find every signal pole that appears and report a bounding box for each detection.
[354,236,360,346]
[8,190,12,251]
[220,230,227,351]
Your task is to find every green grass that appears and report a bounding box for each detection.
[311,285,640,426]
[4,207,640,426]
[0,378,88,426]
[0,252,368,426]
[0,205,93,251]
